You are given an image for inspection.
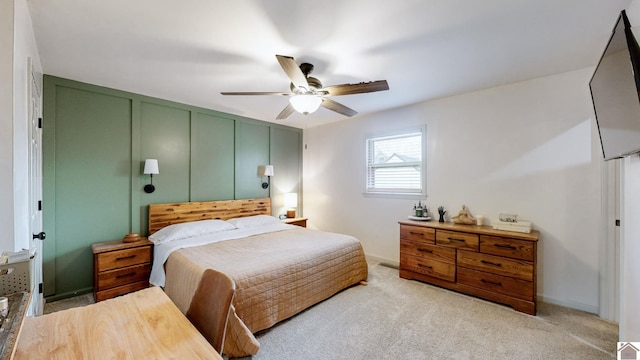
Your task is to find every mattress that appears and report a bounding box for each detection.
[162,226,368,357]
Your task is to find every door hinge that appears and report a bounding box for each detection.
[39,283,43,294]
[38,200,42,211]
[38,117,42,129]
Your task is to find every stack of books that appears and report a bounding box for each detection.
[493,220,532,233]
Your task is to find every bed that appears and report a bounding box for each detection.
[147,198,369,358]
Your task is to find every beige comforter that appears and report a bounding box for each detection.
[163,227,368,357]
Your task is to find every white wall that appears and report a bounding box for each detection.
[1,0,16,252]
[0,0,42,252]
[304,68,604,313]
[619,0,640,343]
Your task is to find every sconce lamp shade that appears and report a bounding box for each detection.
[261,165,274,189]
[289,94,322,115]
[143,159,159,193]
[144,159,159,175]
[263,165,274,177]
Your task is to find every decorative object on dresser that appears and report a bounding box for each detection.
[398,220,539,315]
[409,201,431,221]
[451,205,475,225]
[437,206,446,223]
[92,238,153,302]
[283,217,307,228]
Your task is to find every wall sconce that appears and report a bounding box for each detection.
[143,159,159,193]
[284,192,298,218]
[261,165,274,189]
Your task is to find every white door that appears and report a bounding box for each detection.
[27,57,44,316]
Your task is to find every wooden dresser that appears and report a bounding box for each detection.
[398,220,539,315]
[92,239,153,302]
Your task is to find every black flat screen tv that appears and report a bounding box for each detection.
[590,10,640,160]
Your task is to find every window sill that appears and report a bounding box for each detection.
[362,192,427,200]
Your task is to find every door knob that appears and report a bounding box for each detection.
[33,232,46,240]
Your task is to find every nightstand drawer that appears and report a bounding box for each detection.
[96,264,151,291]
[96,246,151,272]
[94,281,149,302]
[400,225,435,244]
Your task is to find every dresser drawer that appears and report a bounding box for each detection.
[400,240,455,264]
[480,235,535,261]
[458,267,534,300]
[96,246,151,272]
[400,225,435,244]
[96,264,151,291]
[457,250,533,281]
[436,230,479,251]
[400,253,455,282]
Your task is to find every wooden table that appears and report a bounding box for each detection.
[14,287,222,360]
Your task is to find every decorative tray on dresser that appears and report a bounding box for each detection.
[398,220,540,315]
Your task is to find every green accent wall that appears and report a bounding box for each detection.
[42,76,302,300]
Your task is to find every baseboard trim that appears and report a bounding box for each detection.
[45,287,93,303]
[537,294,599,314]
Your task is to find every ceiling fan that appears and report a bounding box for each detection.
[221,55,389,119]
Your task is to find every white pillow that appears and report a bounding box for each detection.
[227,215,281,228]
[149,219,236,244]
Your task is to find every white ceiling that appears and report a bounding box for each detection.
[28,0,631,129]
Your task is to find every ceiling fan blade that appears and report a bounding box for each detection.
[276,103,295,120]
[276,55,309,91]
[221,91,290,96]
[322,80,389,96]
[320,98,358,117]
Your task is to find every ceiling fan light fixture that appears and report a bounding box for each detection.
[289,94,322,115]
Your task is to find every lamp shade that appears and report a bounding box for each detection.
[263,165,274,177]
[289,95,322,115]
[143,159,159,175]
[284,193,298,208]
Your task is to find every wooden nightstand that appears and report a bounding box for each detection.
[92,238,153,302]
[283,217,308,228]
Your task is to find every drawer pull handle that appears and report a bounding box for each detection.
[417,248,433,253]
[481,279,502,286]
[417,264,433,270]
[116,272,136,279]
[494,244,517,250]
[480,260,502,267]
[409,232,423,236]
[447,237,465,243]
[116,255,136,261]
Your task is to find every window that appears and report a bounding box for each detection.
[365,127,425,197]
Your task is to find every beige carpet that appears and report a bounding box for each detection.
[43,293,94,314]
[239,262,618,360]
[43,262,618,359]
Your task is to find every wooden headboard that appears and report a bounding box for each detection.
[148,197,271,235]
